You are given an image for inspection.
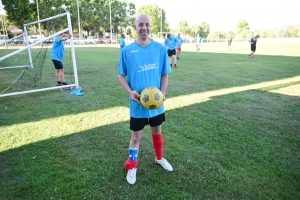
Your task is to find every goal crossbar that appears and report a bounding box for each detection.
[0,28,69,62]
[24,13,68,26]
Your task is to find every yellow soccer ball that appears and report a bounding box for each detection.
[140,87,164,110]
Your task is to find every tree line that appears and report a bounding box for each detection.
[2,0,136,37]
[1,0,299,39]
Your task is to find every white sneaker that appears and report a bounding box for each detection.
[126,168,137,184]
[155,158,173,171]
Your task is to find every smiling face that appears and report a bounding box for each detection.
[134,14,151,41]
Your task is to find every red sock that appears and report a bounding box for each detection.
[152,133,164,160]
[124,158,138,170]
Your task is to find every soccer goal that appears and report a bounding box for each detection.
[0,11,79,98]
[155,32,171,44]
[157,32,170,39]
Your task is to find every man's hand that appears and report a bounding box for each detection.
[130,90,140,104]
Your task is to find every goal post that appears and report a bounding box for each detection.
[0,11,80,98]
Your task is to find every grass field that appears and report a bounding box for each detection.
[0,41,300,199]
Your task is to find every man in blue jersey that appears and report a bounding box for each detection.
[176,33,183,60]
[119,33,126,53]
[165,33,178,68]
[51,31,72,86]
[195,34,202,53]
[117,34,126,66]
[118,14,173,185]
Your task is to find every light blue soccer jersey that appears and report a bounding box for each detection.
[176,37,183,48]
[165,37,178,50]
[196,36,202,44]
[120,38,126,53]
[118,41,172,118]
[51,37,64,61]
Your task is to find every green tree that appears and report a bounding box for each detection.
[200,22,210,38]
[0,14,12,36]
[209,31,227,40]
[259,30,267,38]
[137,5,169,37]
[275,27,288,38]
[2,0,37,28]
[126,27,132,36]
[191,24,199,37]
[131,27,137,39]
[228,31,235,38]
[117,1,135,34]
[287,26,298,37]
[178,21,190,35]
[266,30,276,38]
[190,22,210,38]
[236,19,250,39]
[2,0,135,37]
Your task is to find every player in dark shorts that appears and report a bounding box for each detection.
[118,14,173,185]
[51,31,72,86]
[227,35,233,50]
[164,33,178,68]
[248,35,258,59]
[167,49,176,58]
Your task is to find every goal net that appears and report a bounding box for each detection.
[0,12,79,98]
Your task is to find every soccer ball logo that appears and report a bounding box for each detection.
[140,87,163,110]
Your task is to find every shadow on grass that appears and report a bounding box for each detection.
[0,88,299,199]
[1,48,299,128]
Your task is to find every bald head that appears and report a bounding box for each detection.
[135,14,151,25]
[134,14,151,43]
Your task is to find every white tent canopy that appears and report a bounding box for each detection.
[10,26,23,35]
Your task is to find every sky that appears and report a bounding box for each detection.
[125,0,300,33]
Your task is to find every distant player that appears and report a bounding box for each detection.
[119,33,126,53]
[248,34,258,59]
[117,34,126,66]
[176,33,183,60]
[164,33,178,68]
[227,35,233,50]
[51,31,72,86]
[195,34,202,53]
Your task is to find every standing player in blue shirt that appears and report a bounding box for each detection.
[119,33,126,53]
[118,14,173,185]
[176,33,183,60]
[195,34,202,53]
[51,31,72,86]
[164,33,178,68]
[117,33,126,66]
